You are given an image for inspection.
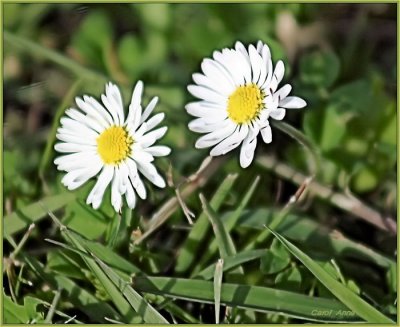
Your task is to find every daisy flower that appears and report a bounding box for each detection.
[54,81,171,212]
[186,40,307,168]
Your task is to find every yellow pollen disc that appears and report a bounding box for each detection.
[227,84,264,124]
[97,126,133,165]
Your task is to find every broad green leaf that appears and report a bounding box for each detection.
[133,277,363,323]
[63,200,108,240]
[275,266,302,291]
[269,229,394,323]
[175,174,238,273]
[4,193,75,237]
[4,292,30,323]
[300,51,340,88]
[260,239,291,275]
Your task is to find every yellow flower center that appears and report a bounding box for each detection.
[96,126,133,165]
[227,84,264,124]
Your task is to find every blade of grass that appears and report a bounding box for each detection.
[227,208,395,269]
[214,259,224,324]
[269,229,394,323]
[194,177,259,273]
[175,173,238,273]
[93,256,169,324]
[4,193,75,237]
[133,276,363,323]
[47,212,142,323]
[199,194,237,260]
[196,249,266,280]
[22,255,121,323]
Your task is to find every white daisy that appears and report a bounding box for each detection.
[54,81,171,213]
[186,40,307,168]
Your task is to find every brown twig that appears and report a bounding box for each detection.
[134,156,226,244]
[256,154,397,234]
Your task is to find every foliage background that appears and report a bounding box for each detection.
[3,3,397,324]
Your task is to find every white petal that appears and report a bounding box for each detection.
[188,118,229,133]
[55,152,100,171]
[239,126,258,168]
[125,179,136,209]
[111,168,122,212]
[261,125,272,144]
[192,73,233,97]
[210,124,249,156]
[145,145,171,156]
[105,82,125,125]
[269,60,285,93]
[269,108,286,120]
[249,45,262,84]
[83,95,114,126]
[145,113,165,131]
[195,121,236,149]
[185,102,227,120]
[187,85,227,105]
[274,84,292,102]
[86,166,114,209]
[56,133,96,146]
[126,81,144,131]
[140,96,158,124]
[137,126,168,147]
[279,96,307,109]
[126,158,146,199]
[136,160,166,188]
[54,142,96,153]
[201,58,236,90]
[74,98,111,129]
[131,149,154,163]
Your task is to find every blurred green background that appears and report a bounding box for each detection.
[3,3,397,324]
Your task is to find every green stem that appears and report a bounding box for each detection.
[4,30,104,82]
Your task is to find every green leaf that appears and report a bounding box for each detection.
[63,200,108,240]
[133,277,363,323]
[300,51,340,88]
[175,174,238,273]
[260,239,291,275]
[4,193,75,237]
[4,292,30,323]
[275,266,302,291]
[269,229,394,323]
[93,256,169,324]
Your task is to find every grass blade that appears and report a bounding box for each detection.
[269,229,394,323]
[4,193,75,237]
[195,177,259,272]
[175,174,238,273]
[196,249,266,280]
[214,259,224,324]
[133,276,363,323]
[199,194,237,259]
[93,256,169,324]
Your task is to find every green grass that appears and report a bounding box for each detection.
[3,3,396,324]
